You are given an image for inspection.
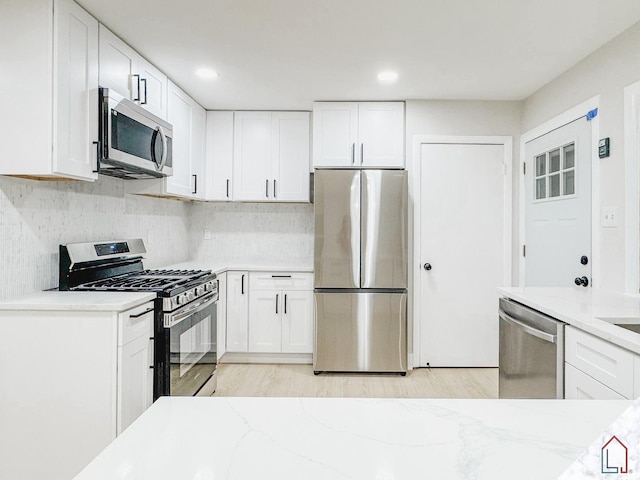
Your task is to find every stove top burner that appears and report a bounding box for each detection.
[75,269,214,296]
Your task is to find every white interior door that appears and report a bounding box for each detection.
[524,118,591,286]
[419,143,506,367]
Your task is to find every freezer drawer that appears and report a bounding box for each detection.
[314,292,407,373]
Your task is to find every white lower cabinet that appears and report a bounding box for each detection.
[223,271,313,357]
[565,363,625,400]
[564,326,638,399]
[0,298,154,480]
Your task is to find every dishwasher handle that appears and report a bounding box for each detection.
[499,309,557,344]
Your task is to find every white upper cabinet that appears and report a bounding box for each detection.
[233,111,310,202]
[312,102,405,169]
[99,24,168,119]
[0,0,99,181]
[206,111,234,201]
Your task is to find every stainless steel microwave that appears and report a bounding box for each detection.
[98,87,173,179]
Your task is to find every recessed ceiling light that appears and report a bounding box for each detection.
[196,68,219,80]
[377,70,399,84]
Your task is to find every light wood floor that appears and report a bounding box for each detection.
[213,364,498,399]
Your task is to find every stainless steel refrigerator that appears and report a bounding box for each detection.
[313,169,408,373]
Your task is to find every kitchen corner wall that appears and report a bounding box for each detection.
[523,20,640,292]
[0,175,191,300]
[188,202,314,268]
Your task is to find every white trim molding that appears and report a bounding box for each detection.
[519,96,600,287]
[624,81,640,294]
[410,135,513,369]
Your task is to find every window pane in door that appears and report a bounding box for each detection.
[563,144,575,169]
[563,171,575,195]
[536,178,546,199]
[535,155,546,176]
[549,174,560,197]
[549,149,560,173]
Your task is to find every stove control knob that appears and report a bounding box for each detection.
[177,294,188,305]
[187,291,195,301]
[196,286,205,296]
[204,282,212,292]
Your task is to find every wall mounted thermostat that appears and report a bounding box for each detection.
[598,138,610,158]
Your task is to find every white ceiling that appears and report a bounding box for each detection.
[77,0,640,111]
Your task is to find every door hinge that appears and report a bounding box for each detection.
[523,162,526,175]
[522,245,526,257]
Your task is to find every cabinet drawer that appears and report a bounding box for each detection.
[565,326,634,398]
[565,363,626,400]
[118,301,154,346]
[249,272,313,291]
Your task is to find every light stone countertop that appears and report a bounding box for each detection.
[0,291,156,312]
[161,260,313,275]
[498,287,640,354]
[74,396,630,480]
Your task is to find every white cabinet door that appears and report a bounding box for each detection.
[206,111,234,201]
[117,333,153,433]
[166,81,194,197]
[358,102,404,168]
[99,24,138,101]
[312,102,358,168]
[233,112,273,201]
[281,290,313,353]
[226,271,249,352]
[272,112,310,202]
[53,0,99,180]
[249,290,281,352]
[565,363,626,400]
[138,57,167,119]
[191,102,207,199]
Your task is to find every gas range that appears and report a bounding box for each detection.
[59,239,218,398]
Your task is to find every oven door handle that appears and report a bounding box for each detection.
[164,292,217,328]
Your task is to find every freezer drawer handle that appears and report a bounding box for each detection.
[499,310,556,344]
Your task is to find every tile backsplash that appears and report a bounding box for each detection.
[0,175,191,300]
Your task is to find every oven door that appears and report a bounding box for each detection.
[163,292,217,396]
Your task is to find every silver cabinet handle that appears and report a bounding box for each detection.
[499,310,556,344]
[266,179,269,198]
[140,78,148,104]
[351,143,355,165]
[360,143,364,165]
[132,74,141,101]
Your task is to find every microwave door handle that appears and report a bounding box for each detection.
[156,125,168,171]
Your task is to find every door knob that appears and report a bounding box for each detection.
[423,263,432,271]
[574,276,589,287]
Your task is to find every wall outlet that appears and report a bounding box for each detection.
[204,229,212,240]
[601,207,619,228]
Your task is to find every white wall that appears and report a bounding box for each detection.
[189,202,314,268]
[522,21,640,291]
[0,175,191,299]
[406,100,523,280]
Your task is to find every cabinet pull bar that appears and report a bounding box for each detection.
[360,143,364,165]
[226,179,230,198]
[276,294,279,314]
[140,78,148,105]
[130,307,154,318]
[266,179,269,198]
[241,274,245,295]
[132,74,141,101]
[92,141,101,173]
[284,294,287,314]
[271,275,292,278]
[273,179,277,198]
[192,174,197,194]
[351,143,355,165]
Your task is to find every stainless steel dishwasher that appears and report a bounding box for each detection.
[499,297,565,399]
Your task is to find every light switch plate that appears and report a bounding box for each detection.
[601,207,619,227]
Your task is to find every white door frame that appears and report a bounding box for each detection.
[624,81,640,294]
[410,135,513,369]
[518,96,600,287]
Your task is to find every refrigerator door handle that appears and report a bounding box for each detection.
[350,171,361,287]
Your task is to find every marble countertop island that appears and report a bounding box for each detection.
[75,396,630,480]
